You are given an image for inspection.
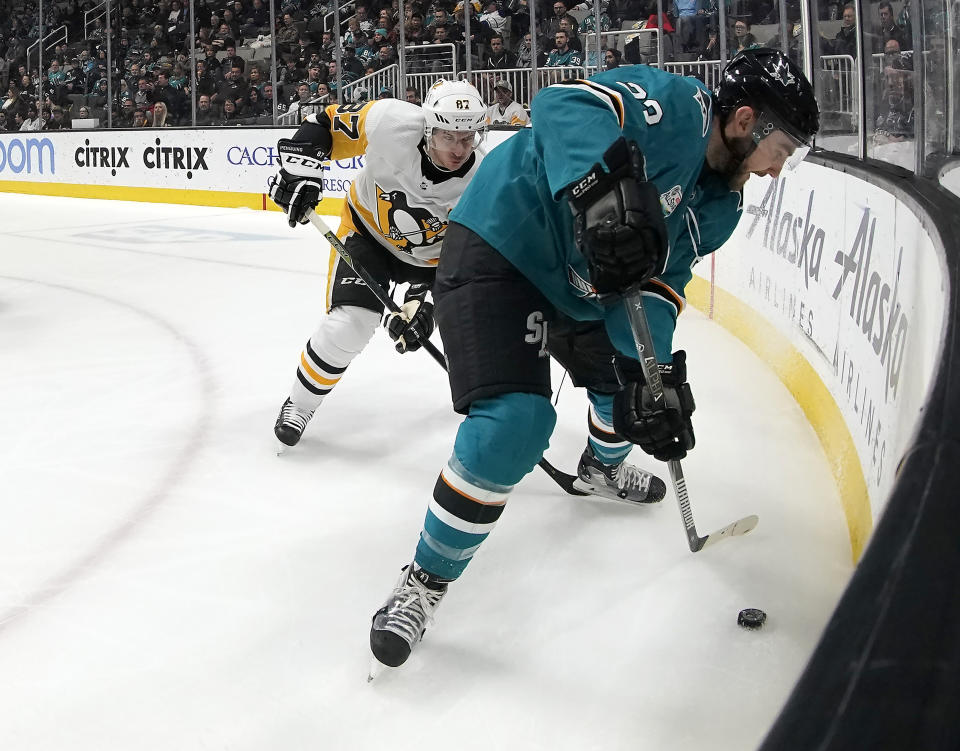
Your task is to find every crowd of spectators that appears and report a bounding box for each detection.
[0,0,916,129]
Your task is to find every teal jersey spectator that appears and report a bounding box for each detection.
[449,65,742,362]
[545,47,583,67]
[579,12,612,33]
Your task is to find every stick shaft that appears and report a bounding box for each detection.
[622,290,703,552]
[307,211,447,369]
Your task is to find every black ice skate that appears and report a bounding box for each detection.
[370,564,449,671]
[274,398,315,447]
[573,445,666,504]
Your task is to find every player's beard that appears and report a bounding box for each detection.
[713,134,756,190]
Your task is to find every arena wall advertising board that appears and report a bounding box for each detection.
[0,128,359,211]
[692,163,946,556]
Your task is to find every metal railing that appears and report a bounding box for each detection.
[26,25,67,68]
[323,0,356,34]
[662,59,723,89]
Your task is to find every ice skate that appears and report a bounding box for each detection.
[274,398,315,449]
[369,563,449,671]
[573,445,666,504]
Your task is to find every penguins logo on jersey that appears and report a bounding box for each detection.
[375,186,446,253]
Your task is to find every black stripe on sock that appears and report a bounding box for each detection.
[305,340,348,375]
[296,370,333,396]
[432,474,506,526]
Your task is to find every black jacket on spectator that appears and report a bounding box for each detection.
[484,50,517,68]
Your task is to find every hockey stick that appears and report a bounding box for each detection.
[622,289,758,552]
[305,210,588,497]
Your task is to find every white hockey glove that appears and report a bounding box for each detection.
[267,138,327,228]
[386,296,435,353]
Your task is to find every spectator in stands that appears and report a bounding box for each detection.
[295,35,316,68]
[287,81,314,114]
[154,70,184,123]
[874,63,913,144]
[196,59,218,98]
[47,105,68,130]
[478,0,509,38]
[115,96,137,128]
[222,42,245,74]
[306,63,327,93]
[427,7,458,41]
[196,93,217,125]
[135,76,156,109]
[132,109,149,127]
[21,103,43,131]
[579,1,612,34]
[313,81,332,104]
[276,13,301,55]
[342,44,367,77]
[372,43,399,71]
[699,24,721,59]
[883,38,912,70]
[377,86,395,99]
[216,64,249,109]
[47,60,66,86]
[0,111,8,132]
[405,85,422,105]
[673,0,706,55]
[604,47,622,68]
[545,29,583,66]
[406,11,431,44]
[831,3,857,56]
[733,19,758,52]
[151,100,171,126]
[279,57,304,88]
[557,16,582,52]
[76,104,92,123]
[344,17,365,47]
[355,4,376,35]
[247,66,265,92]
[484,78,528,125]
[222,7,243,41]
[484,34,516,68]
[219,96,242,124]
[540,0,569,50]
[242,0,270,38]
[876,1,910,51]
[515,31,538,68]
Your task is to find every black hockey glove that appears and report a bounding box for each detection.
[566,137,669,296]
[386,284,435,353]
[613,350,696,461]
[267,138,327,228]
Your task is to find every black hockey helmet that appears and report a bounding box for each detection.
[714,47,819,166]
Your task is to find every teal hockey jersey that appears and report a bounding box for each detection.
[449,65,743,362]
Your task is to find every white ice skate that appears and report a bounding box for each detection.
[369,564,449,677]
[573,445,666,505]
[274,398,315,452]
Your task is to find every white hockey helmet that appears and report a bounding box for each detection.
[422,78,487,142]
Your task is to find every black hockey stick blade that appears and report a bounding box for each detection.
[538,458,589,496]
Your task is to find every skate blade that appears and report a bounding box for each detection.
[367,656,389,683]
[571,478,661,505]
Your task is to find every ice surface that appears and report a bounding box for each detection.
[0,195,851,751]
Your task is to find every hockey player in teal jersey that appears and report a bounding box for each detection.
[369,49,819,671]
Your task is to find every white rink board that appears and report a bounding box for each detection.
[0,128,363,199]
[698,163,946,520]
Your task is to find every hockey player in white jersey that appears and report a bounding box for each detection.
[267,79,487,447]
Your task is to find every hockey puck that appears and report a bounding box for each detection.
[737,608,767,629]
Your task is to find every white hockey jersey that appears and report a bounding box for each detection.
[305,99,483,267]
